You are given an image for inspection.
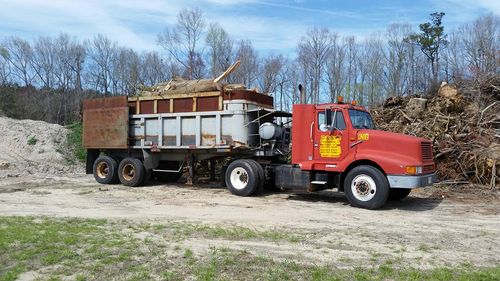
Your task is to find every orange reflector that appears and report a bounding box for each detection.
[405,166,417,174]
[337,96,344,103]
[352,100,357,105]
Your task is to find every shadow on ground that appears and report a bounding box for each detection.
[284,191,443,211]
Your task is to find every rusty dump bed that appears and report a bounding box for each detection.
[128,90,273,114]
[83,90,279,151]
[83,96,129,149]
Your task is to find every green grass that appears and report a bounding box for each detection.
[27,135,38,145]
[0,216,499,281]
[67,122,86,162]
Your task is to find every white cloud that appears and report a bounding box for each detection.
[0,0,495,55]
[0,0,184,50]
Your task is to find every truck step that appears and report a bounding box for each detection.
[311,181,327,185]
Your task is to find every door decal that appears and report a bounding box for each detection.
[319,135,342,157]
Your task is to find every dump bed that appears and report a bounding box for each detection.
[83,90,280,152]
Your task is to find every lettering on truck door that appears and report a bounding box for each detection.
[313,109,349,165]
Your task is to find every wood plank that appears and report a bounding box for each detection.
[218,96,223,111]
[128,91,221,101]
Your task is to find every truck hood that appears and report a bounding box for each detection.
[355,129,431,173]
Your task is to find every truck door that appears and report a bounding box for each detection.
[313,109,349,165]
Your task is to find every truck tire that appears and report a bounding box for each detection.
[344,165,389,209]
[93,156,119,184]
[220,165,228,187]
[388,188,411,201]
[118,158,145,187]
[225,159,259,196]
[246,159,265,195]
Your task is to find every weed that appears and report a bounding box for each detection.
[67,122,86,162]
[27,136,38,145]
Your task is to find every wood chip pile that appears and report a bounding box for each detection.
[371,75,500,188]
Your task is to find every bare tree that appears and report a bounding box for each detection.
[86,34,117,94]
[32,36,56,89]
[364,36,385,104]
[384,23,412,96]
[297,27,332,104]
[205,22,233,79]
[325,33,346,102]
[461,14,499,77]
[110,47,141,95]
[344,36,358,101]
[0,45,11,85]
[52,33,86,91]
[259,54,285,93]
[233,40,259,87]
[158,7,206,79]
[3,36,34,86]
[141,51,169,86]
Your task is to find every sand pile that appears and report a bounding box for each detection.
[371,75,499,187]
[0,116,83,179]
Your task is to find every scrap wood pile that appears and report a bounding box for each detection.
[371,75,500,188]
[138,61,261,96]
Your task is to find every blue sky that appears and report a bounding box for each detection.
[0,0,498,55]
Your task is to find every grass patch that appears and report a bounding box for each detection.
[67,122,86,162]
[0,216,499,281]
[27,135,38,145]
[133,221,303,243]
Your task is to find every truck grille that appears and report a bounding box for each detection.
[423,164,435,173]
[421,142,433,161]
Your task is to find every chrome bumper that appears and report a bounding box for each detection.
[387,173,437,189]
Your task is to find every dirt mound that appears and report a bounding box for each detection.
[372,76,499,187]
[0,117,83,179]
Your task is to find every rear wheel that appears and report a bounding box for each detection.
[344,165,389,209]
[225,159,259,196]
[246,159,264,195]
[118,158,145,187]
[93,156,118,184]
[388,188,411,201]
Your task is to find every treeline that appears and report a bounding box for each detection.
[0,9,498,125]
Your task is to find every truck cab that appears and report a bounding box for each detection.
[275,100,436,209]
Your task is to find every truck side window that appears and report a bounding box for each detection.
[318,111,346,130]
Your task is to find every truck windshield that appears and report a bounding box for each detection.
[348,109,376,129]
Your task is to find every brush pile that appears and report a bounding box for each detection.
[371,75,500,188]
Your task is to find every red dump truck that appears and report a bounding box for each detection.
[83,89,436,209]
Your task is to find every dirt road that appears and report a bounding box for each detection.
[0,175,499,270]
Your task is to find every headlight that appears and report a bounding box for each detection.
[405,166,423,174]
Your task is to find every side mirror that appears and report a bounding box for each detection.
[325,109,332,126]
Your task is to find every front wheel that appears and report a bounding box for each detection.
[344,165,389,209]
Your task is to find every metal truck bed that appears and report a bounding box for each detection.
[83,92,289,156]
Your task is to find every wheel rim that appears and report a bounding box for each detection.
[96,161,109,179]
[122,163,135,181]
[230,167,249,190]
[351,174,377,202]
